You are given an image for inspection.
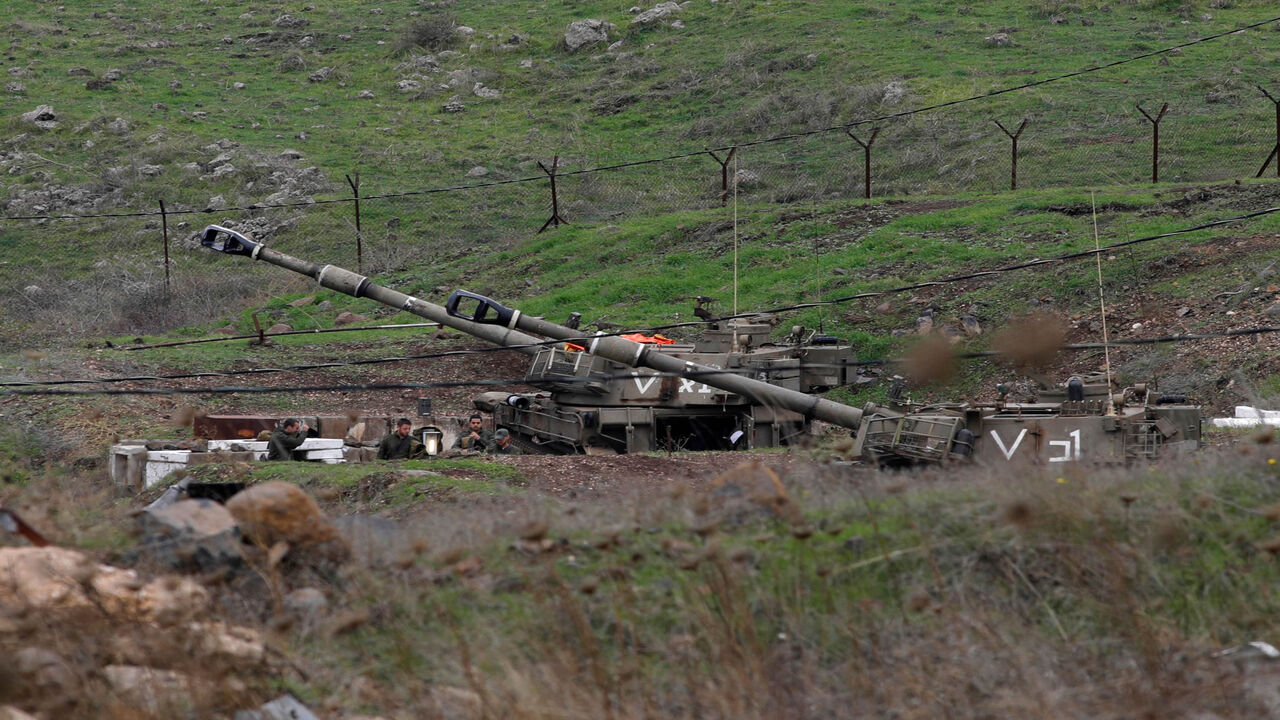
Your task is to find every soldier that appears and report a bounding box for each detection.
[267,418,308,461]
[453,413,493,452]
[378,418,422,460]
[489,428,522,455]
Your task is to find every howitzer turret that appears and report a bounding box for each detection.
[200,225,869,453]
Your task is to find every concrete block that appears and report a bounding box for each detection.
[145,461,187,489]
[298,438,344,451]
[302,449,345,461]
[147,450,192,463]
[208,440,269,452]
[109,445,148,491]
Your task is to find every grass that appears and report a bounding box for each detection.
[245,448,1280,718]
[4,0,1280,345]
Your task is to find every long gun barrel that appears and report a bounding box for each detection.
[200,226,866,431]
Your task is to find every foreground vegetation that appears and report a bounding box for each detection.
[9,445,1280,717]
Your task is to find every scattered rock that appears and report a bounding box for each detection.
[631,2,681,26]
[564,19,613,53]
[984,32,1014,47]
[283,587,329,617]
[67,66,92,77]
[883,80,908,104]
[107,117,129,134]
[1177,306,1192,317]
[5,81,25,93]
[307,66,334,82]
[732,168,760,188]
[214,325,238,336]
[102,665,199,715]
[236,694,323,720]
[396,78,423,93]
[334,311,369,326]
[442,98,465,113]
[103,68,123,81]
[915,312,934,335]
[273,14,309,28]
[19,105,58,130]
[266,323,292,333]
[472,83,500,99]
[962,315,982,335]
[288,295,316,307]
[454,25,476,38]
[357,89,375,99]
[466,166,489,177]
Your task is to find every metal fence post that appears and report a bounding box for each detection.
[538,156,568,233]
[1137,103,1169,184]
[159,199,170,297]
[345,172,362,273]
[844,127,880,199]
[993,118,1028,191]
[1254,85,1280,179]
[706,147,737,206]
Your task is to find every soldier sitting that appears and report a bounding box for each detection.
[489,428,522,455]
[453,413,493,452]
[378,418,423,461]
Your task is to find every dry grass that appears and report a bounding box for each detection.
[7,442,1280,717]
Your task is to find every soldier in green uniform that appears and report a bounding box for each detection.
[378,418,423,460]
[489,428,522,455]
[267,418,308,461]
[453,413,493,452]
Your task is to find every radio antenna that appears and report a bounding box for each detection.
[1091,191,1116,415]
[732,151,739,318]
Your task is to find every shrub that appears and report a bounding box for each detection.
[395,12,459,54]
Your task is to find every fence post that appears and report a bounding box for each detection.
[992,118,1027,191]
[159,199,170,297]
[844,127,880,199]
[537,156,568,233]
[1254,85,1280,179]
[1136,103,1169,184]
[345,172,362,274]
[706,147,737,206]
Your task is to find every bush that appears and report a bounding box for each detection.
[395,12,459,54]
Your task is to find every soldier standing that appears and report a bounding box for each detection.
[267,418,308,461]
[453,413,493,452]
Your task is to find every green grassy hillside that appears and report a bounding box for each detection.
[2,0,1280,341]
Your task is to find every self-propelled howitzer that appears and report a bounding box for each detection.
[199,225,868,452]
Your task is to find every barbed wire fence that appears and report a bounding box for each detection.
[5,19,1280,342]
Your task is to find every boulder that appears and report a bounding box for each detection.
[334,311,369,326]
[135,499,243,571]
[564,19,613,52]
[225,481,345,550]
[0,546,209,624]
[19,105,58,130]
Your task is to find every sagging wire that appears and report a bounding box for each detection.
[9,322,1280,397]
[6,13,1279,223]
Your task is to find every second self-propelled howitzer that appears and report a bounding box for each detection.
[199,225,869,453]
